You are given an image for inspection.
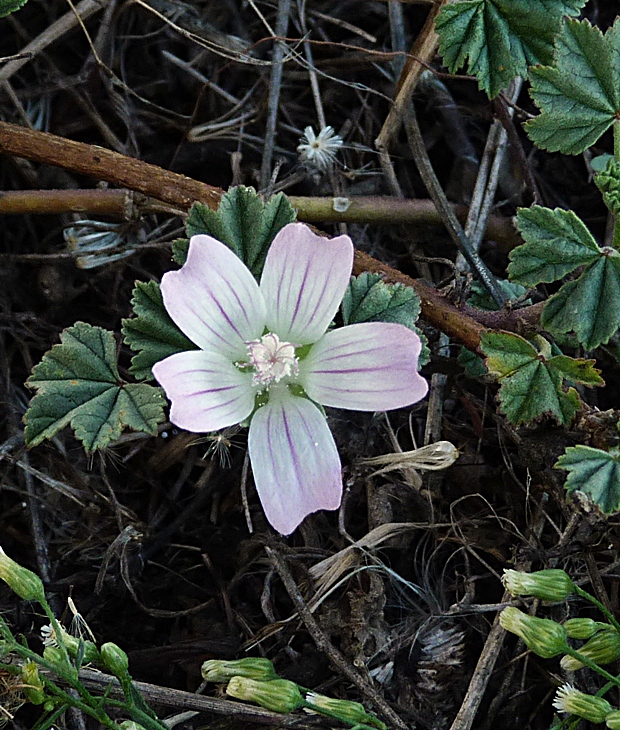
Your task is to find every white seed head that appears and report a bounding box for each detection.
[297,125,343,171]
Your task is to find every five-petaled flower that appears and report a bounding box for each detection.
[152,223,428,534]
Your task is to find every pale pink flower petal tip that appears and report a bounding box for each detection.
[153,222,428,535]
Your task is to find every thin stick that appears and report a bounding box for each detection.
[403,102,507,306]
[259,0,292,188]
[0,0,106,82]
[266,547,411,730]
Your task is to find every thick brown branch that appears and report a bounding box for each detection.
[0,121,542,352]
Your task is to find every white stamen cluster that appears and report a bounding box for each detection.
[247,333,298,386]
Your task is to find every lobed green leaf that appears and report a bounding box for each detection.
[0,0,28,17]
[121,281,196,381]
[541,254,620,350]
[526,18,620,154]
[436,0,585,98]
[510,206,601,286]
[183,188,296,277]
[24,323,166,451]
[556,445,620,513]
[481,331,602,426]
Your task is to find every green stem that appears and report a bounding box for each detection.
[573,586,620,633]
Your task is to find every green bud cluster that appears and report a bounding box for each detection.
[502,569,575,602]
[561,627,620,670]
[201,657,278,682]
[563,618,608,640]
[499,607,568,659]
[101,642,130,678]
[0,549,45,603]
[20,661,46,705]
[306,692,386,730]
[226,677,304,713]
[554,684,612,724]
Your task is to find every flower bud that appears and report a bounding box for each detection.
[499,607,567,658]
[561,627,620,670]
[553,684,612,723]
[226,677,304,713]
[502,569,574,602]
[43,646,65,667]
[119,722,146,730]
[0,549,45,603]
[564,618,608,640]
[202,658,278,682]
[20,661,45,705]
[305,692,386,729]
[46,625,100,665]
[607,710,620,730]
[100,642,129,677]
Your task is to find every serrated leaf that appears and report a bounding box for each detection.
[183,188,297,277]
[342,272,429,367]
[24,322,166,451]
[481,331,601,426]
[186,202,228,241]
[122,281,197,380]
[547,355,604,386]
[0,0,28,18]
[526,18,620,154]
[595,158,620,217]
[509,207,601,286]
[436,0,585,98]
[541,253,620,350]
[254,193,297,275]
[171,238,189,266]
[556,445,620,513]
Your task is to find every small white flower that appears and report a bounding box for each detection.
[40,624,58,647]
[297,126,343,171]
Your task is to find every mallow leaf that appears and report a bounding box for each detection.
[556,445,620,514]
[435,0,585,98]
[526,18,620,154]
[510,206,620,350]
[342,272,429,367]
[509,207,601,286]
[481,331,603,426]
[122,281,196,380]
[595,158,620,217]
[541,253,620,351]
[0,0,28,17]
[180,187,296,276]
[24,323,166,451]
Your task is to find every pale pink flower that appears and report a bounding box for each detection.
[152,222,428,534]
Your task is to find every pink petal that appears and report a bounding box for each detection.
[161,235,266,360]
[300,322,428,411]
[248,390,342,535]
[153,350,255,432]
[259,223,353,345]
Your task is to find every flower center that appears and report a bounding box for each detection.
[247,333,299,387]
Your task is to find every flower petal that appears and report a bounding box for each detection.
[153,350,255,432]
[259,223,353,344]
[300,322,428,411]
[248,389,342,535]
[161,235,266,359]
